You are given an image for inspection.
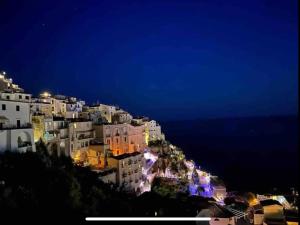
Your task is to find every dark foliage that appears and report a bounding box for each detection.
[0,141,210,223]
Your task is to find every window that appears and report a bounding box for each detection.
[16,105,20,111]
[107,139,110,145]
[25,96,29,100]
[19,95,22,99]
[6,96,10,100]
[17,120,20,128]
[124,137,127,142]
[2,104,6,110]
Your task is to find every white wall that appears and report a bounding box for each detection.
[0,128,35,152]
[0,99,31,127]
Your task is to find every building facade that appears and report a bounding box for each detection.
[94,123,147,156]
[69,119,95,162]
[0,74,35,153]
[107,152,144,193]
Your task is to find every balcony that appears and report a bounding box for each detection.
[18,141,32,148]
[18,145,33,152]
[18,141,32,152]
[57,124,68,129]
[1,123,32,130]
[77,134,93,140]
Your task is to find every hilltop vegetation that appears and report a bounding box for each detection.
[0,141,212,222]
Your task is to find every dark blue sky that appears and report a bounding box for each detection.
[0,0,298,120]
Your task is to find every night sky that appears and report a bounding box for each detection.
[0,0,298,121]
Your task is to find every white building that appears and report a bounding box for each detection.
[112,110,133,124]
[107,151,144,193]
[94,122,147,156]
[89,104,118,123]
[31,97,52,117]
[197,204,236,225]
[145,120,165,142]
[0,75,35,153]
[65,97,85,119]
[43,116,69,156]
[0,72,24,93]
[68,118,95,162]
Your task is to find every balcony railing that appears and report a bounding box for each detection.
[18,141,32,148]
[77,134,93,140]
[1,123,32,130]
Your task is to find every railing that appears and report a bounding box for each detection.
[1,123,32,130]
[78,134,93,140]
[18,141,32,148]
[58,124,68,129]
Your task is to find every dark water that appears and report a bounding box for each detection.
[160,116,298,193]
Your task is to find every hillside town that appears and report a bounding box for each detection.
[0,71,298,225]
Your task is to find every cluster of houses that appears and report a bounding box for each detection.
[0,72,165,193]
[1,71,297,224]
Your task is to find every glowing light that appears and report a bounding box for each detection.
[41,92,51,98]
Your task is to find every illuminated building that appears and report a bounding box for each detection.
[65,97,85,119]
[0,75,35,152]
[107,152,144,193]
[89,103,118,123]
[94,122,147,156]
[0,72,24,93]
[197,203,236,225]
[145,120,165,142]
[31,97,52,118]
[69,118,95,162]
[32,115,46,142]
[112,110,133,124]
[43,116,69,156]
[86,142,110,168]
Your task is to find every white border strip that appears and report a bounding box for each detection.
[86,217,211,221]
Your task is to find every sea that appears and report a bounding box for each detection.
[160,115,298,193]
